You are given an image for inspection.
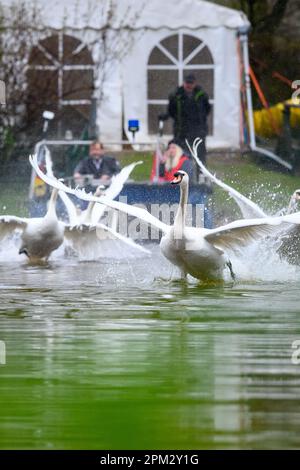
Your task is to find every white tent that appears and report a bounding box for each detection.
[2,0,249,149]
[122,0,249,149]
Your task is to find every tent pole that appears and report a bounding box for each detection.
[239,27,256,148]
[238,26,292,171]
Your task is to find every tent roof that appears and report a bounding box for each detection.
[2,0,249,30]
[120,0,250,30]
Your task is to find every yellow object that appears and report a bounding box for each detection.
[252,99,300,138]
[33,177,47,198]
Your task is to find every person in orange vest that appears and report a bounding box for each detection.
[151,139,194,182]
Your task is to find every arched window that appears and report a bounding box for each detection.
[147,33,214,135]
[27,33,94,137]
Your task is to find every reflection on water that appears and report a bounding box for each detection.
[1,244,300,449]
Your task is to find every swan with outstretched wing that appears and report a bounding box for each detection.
[187,138,300,265]
[0,187,65,261]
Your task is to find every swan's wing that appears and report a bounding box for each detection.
[186,138,267,219]
[56,189,79,226]
[29,154,169,234]
[64,223,150,255]
[76,189,169,234]
[44,147,78,225]
[204,216,283,252]
[63,224,108,258]
[96,223,150,254]
[281,211,300,225]
[91,161,143,224]
[0,215,27,240]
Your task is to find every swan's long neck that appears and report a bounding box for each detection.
[174,179,188,240]
[82,187,103,224]
[46,188,59,218]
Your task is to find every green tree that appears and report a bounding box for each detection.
[211,0,298,107]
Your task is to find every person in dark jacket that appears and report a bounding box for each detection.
[159,74,211,164]
[74,140,120,184]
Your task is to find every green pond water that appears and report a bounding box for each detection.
[1,247,300,450]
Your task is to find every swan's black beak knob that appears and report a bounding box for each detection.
[171,172,182,185]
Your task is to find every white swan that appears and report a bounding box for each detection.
[30,154,288,281]
[0,187,65,261]
[160,171,286,280]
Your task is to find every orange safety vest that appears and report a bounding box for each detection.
[150,155,189,182]
[163,156,189,181]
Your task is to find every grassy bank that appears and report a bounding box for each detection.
[0,179,29,217]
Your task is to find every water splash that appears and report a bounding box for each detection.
[0,234,23,263]
[227,177,296,217]
[228,239,300,283]
[0,236,149,265]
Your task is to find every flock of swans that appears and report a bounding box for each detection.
[0,149,149,262]
[1,140,300,283]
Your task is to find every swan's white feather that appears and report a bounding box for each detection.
[282,211,300,224]
[21,215,65,259]
[44,146,78,225]
[0,215,28,240]
[64,222,149,254]
[91,161,143,225]
[75,188,169,234]
[204,217,282,252]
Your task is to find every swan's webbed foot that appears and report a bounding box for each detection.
[226,260,236,281]
[19,248,29,257]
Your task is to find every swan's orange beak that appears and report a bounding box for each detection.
[171,174,182,185]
